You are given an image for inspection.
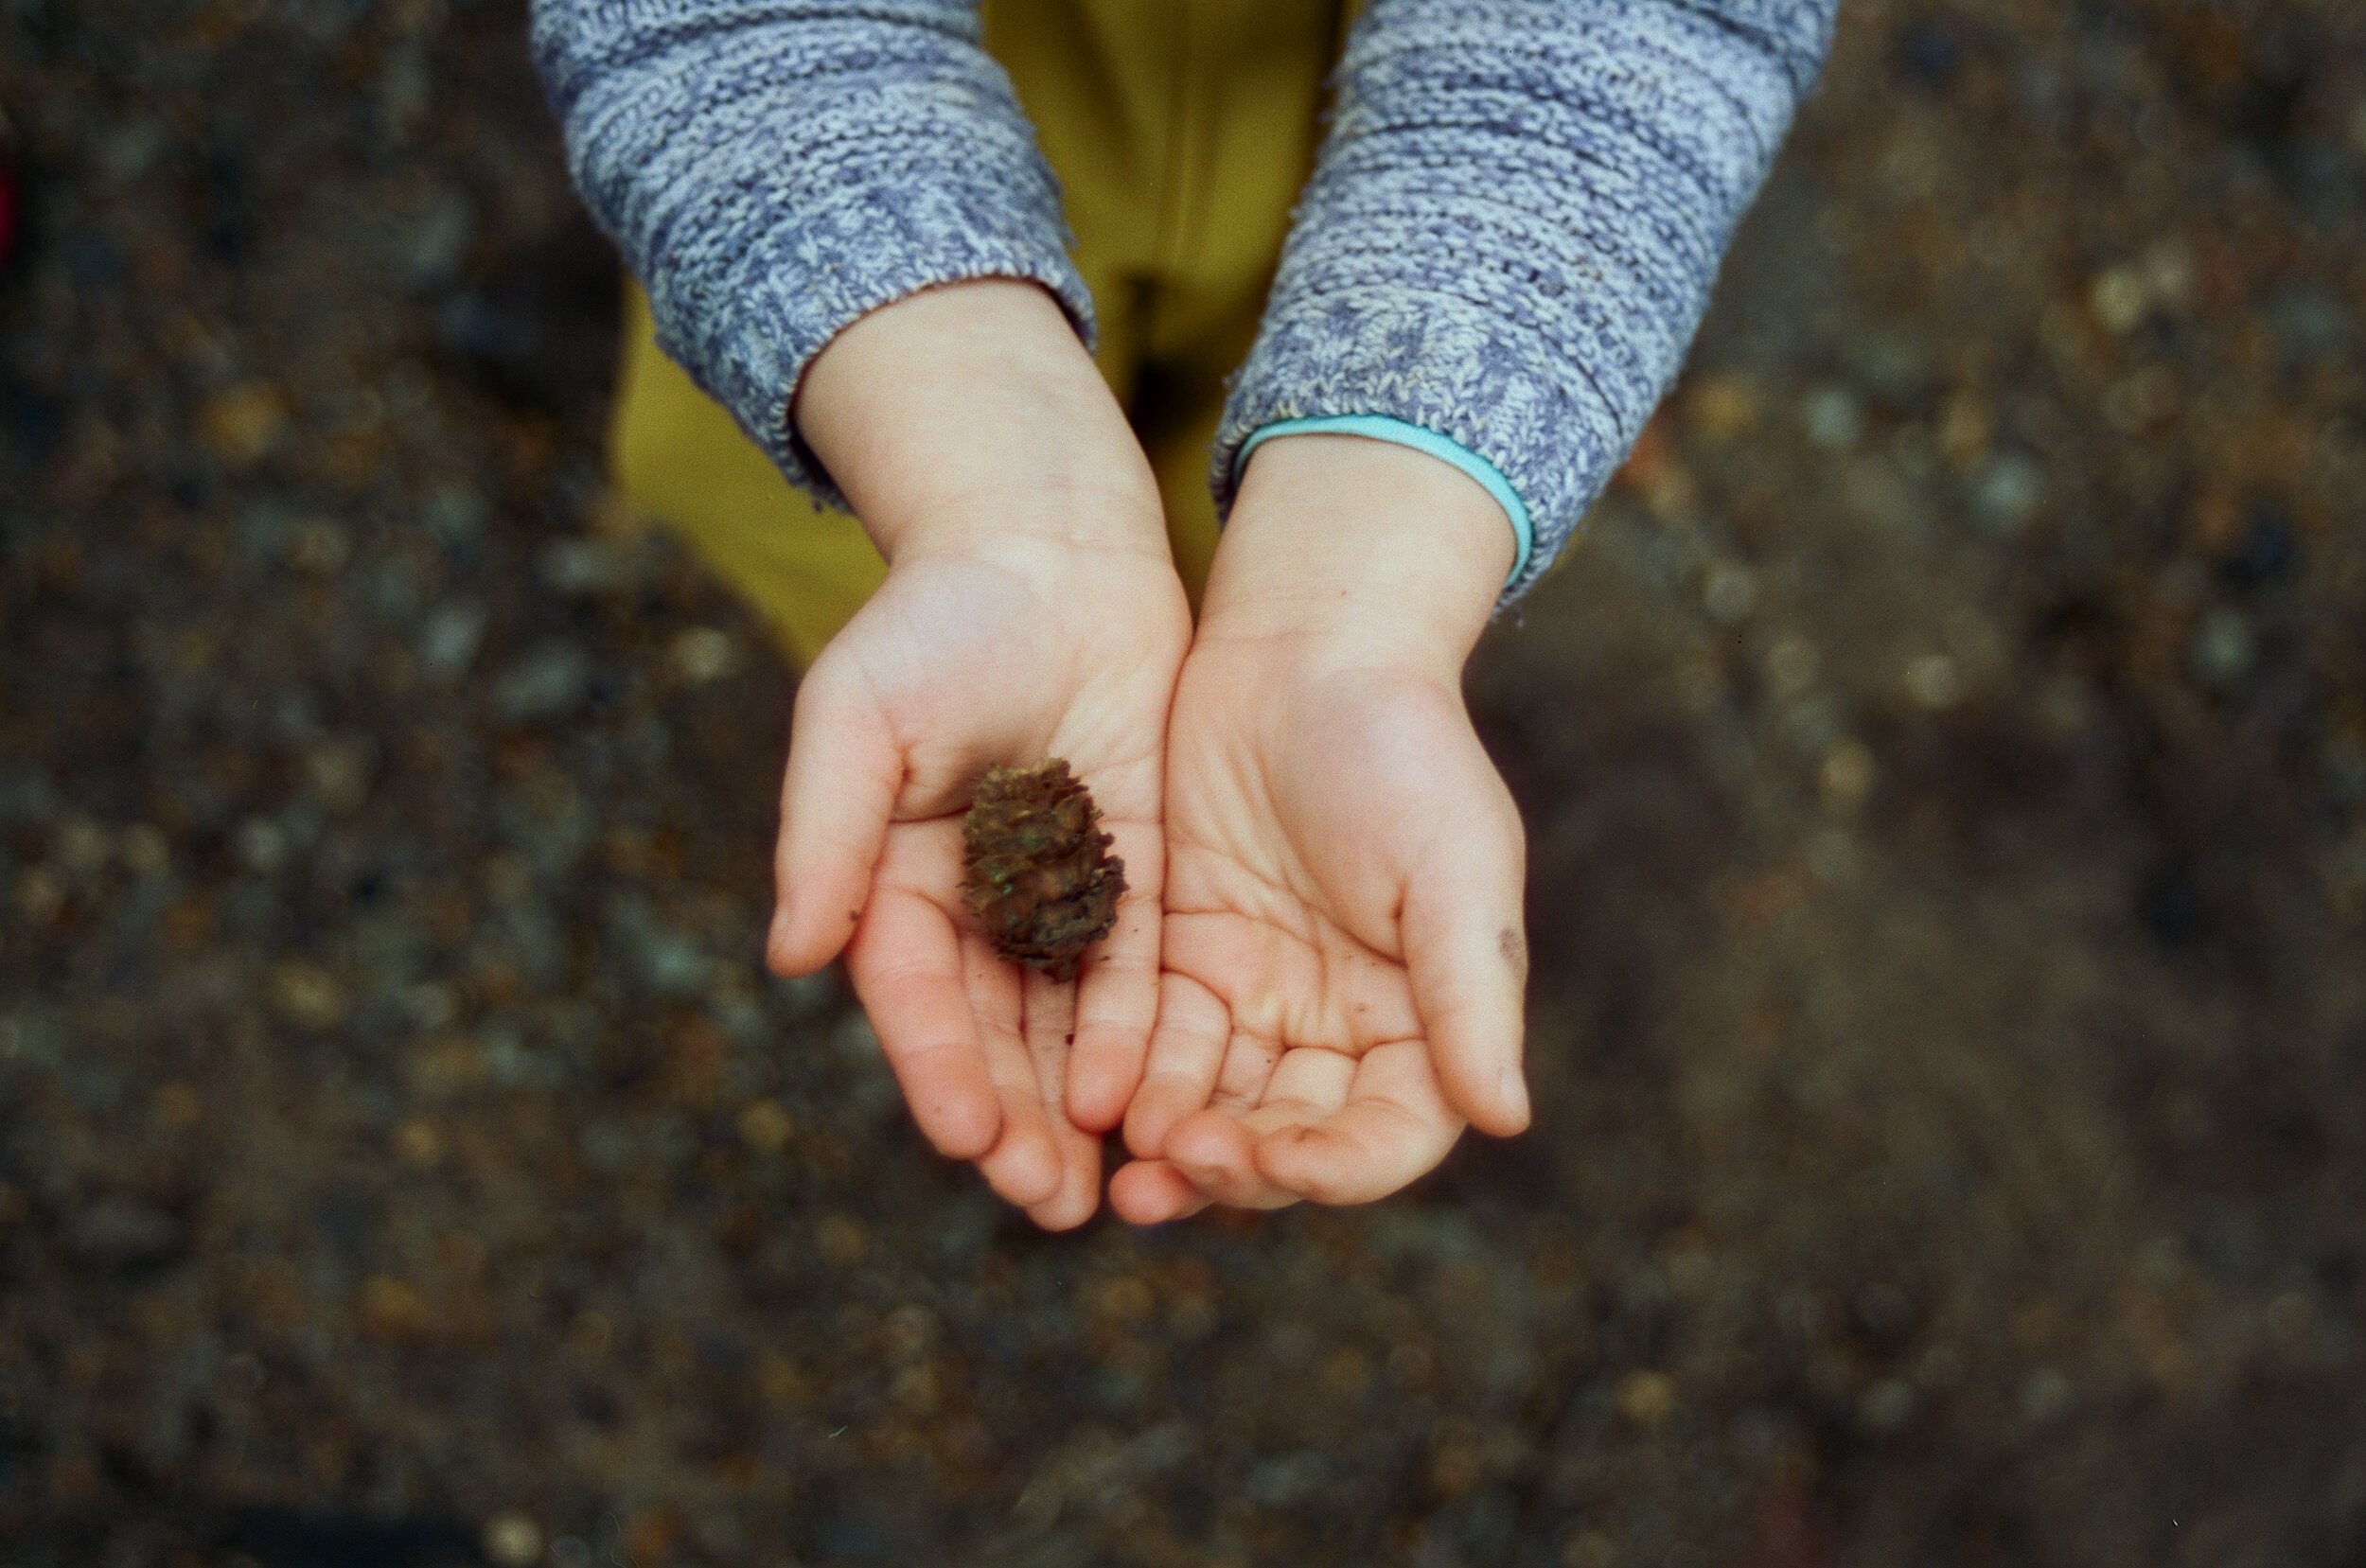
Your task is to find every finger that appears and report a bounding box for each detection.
[1123,973,1231,1160]
[1027,1119,1103,1232]
[769,656,902,977]
[1402,793,1531,1137]
[842,888,1001,1160]
[1021,969,1100,1228]
[1164,1106,1298,1211]
[1108,1159,1213,1225]
[1252,1039,1465,1205]
[1209,1027,1282,1115]
[1067,818,1162,1133]
[1021,966,1077,1119]
[1233,1045,1355,1137]
[963,933,1062,1208]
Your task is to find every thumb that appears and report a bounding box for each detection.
[1401,772,1530,1138]
[768,656,903,977]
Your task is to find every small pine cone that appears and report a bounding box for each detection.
[960,759,1125,981]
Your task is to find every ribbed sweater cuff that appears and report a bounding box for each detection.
[542,3,1102,514]
[1207,0,1830,608]
[715,196,1095,511]
[651,156,1096,513]
[1210,291,1603,605]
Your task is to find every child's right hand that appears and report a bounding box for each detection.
[1108,434,1532,1223]
[764,279,1191,1229]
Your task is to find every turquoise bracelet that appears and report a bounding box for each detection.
[1230,414,1533,590]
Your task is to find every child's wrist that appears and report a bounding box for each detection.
[1199,433,1513,672]
[792,277,1164,565]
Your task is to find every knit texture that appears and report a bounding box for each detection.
[1210,0,1838,601]
[532,0,1837,601]
[530,0,1098,514]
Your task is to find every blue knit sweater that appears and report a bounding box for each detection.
[531,0,1836,602]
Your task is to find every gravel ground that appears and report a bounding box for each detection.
[4,1,2364,1564]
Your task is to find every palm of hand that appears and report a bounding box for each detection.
[1109,640,1529,1223]
[770,540,1189,1228]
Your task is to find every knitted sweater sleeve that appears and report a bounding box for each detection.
[1209,0,1841,602]
[528,0,1097,512]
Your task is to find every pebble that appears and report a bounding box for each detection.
[54,816,111,873]
[303,736,375,813]
[539,537,644,597]
[1685,372,1761,442]
[483,1512,543,1567]
[1843,329,1937,409]
[1703,559,1761,624]
[2088,265,2150,334]
[2188,608,2256,691]
[271,960,350,1031]
[605,891,711,995]
[287,519,351,576]
[97,120,168,185]
[422,482,490,544]
[493,641,596,722]
[235,818,289,874]
[1858,1378,1916,1432]
[417,600,488,677]
[736,1099,794,1155]
[1764,635,1820,698]
[393,1119,443,1169]
[119,823,170,876]
[195,383,287,467]
[1819,740,1878,813]
[1782,692,1846,757]
[1937,393,1990,466]
[1616,1368,1679,1427]
[1246,1449,1332,1507]
[1969,450,2044,535]
[1904,652,1966,708]
[15,868,65,925]
[669,625,738,684]
[405,193,475,290]
[2265,285,2351,367]
[1803,384,1866,450]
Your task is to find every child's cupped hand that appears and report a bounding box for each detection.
[1108,435,1534,1223]
[765,280,1191,1229]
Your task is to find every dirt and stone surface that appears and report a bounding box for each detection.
[4,1,2364,1563]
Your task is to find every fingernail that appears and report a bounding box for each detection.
[1498,1066,1531,1124]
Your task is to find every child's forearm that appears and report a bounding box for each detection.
[793,279,1165,563]
[1211,0,1842,606]
[529,0,1095,512]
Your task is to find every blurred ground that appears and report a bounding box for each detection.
[4,1,2364,1564]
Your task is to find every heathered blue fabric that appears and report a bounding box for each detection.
[530,0,1101,516]
[531,0,1837,603]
